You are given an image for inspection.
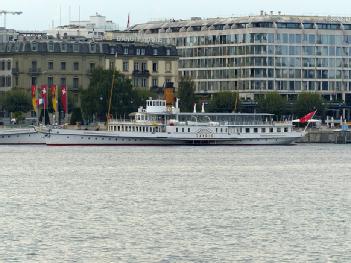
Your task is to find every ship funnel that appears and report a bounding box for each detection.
[163,82,175,106]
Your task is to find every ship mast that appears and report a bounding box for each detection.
[107,52,117,122]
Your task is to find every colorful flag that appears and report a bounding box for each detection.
[31,85,37,111]
[40,85,48,110]
[299,110,317,123]
[51,85,57,112]
[61,85,67,113]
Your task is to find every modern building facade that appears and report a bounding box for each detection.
[109,12,351,106]
[0,39,178,93]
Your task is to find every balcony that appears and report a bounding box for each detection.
[28,68,42,75]
[132,70,150,78]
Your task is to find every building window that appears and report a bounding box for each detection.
[90,63,95,71]
[123,61,129,72]
[73,77,79,90]
[109,61,114,70]
[32,61,37,70]
[60,77,66,86]
[73,62,79,71]
[48,61,53,70]
[166,49,171,56]
[165,62,171,73]
[73,43,79,52]
[142,78,147,87]
[152,78,158,87]
[134,62,140,71]
[153,49,158,56]
[7,60,11,70]
[61,62,66,70]
[62,43,67,52]
[152,62,158,72]
[31,77,37,85]
[141,62,147,71]
[141,49,145,55]
[136,49,141,55]
[48,76,53,87]
[124,48,128,55]
[48,42,54,52]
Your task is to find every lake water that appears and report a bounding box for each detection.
[0,144,350,262]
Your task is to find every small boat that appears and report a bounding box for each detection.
[0,127,45,145]
[41,98,305,146]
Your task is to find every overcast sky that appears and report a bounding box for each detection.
[1,0,351,30]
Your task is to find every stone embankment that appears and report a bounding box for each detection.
[298,128,351,144]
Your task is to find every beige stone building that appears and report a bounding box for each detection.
[0,39,178,94]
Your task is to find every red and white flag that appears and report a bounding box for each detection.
[299,110,317,123]
[40,85,48,109]
[61,85,67,113]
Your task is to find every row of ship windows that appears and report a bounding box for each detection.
[107,125,290,133]
[109,126,164,132]
[175,127,289,133]
[1,134,32,138]
[76,137,139,142]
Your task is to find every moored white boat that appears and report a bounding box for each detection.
[0,127,45,145]
[42,98,305,146]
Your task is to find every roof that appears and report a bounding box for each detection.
[129,14,351,31]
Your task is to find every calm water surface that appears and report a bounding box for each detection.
[0,144,350,262]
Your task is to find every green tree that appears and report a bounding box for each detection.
[70,107,83,125]
[257,92,287,117]
[2,89,32,113]
[294,92,325,117]
[208,92,240,113]
[80,68,141,122]
[177,77,195,112]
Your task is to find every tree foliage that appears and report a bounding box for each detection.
[70,107,83,125]
[80,68,146,122]
[2,89,32,113]
[177,76,195,112]
[208,92,240,113]
[294,92,325,116]
[257,92,287,117]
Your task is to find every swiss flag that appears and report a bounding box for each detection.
[299,110,317,123]
[40,85,48,109]
[61,85,67,113]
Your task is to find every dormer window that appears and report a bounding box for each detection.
[124,48,128,55]
[153,49,158,55]
[166,49,171,56]
[48,41,54,52]
[62,43,67,52]
[31,42,38,52]
[73,43,79,52]
[90,43,96,53]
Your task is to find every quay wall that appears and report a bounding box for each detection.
[298,129,351,144]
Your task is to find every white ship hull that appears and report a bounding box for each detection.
[0,128,45,145]
[43,128,303,146]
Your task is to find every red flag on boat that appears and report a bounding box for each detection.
[61,85,67,113]
[299,110,317,123]
[40,85,48,109]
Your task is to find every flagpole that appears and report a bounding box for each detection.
[36,85,39,126]
[303,110,317,133]
[107,52,117,122]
